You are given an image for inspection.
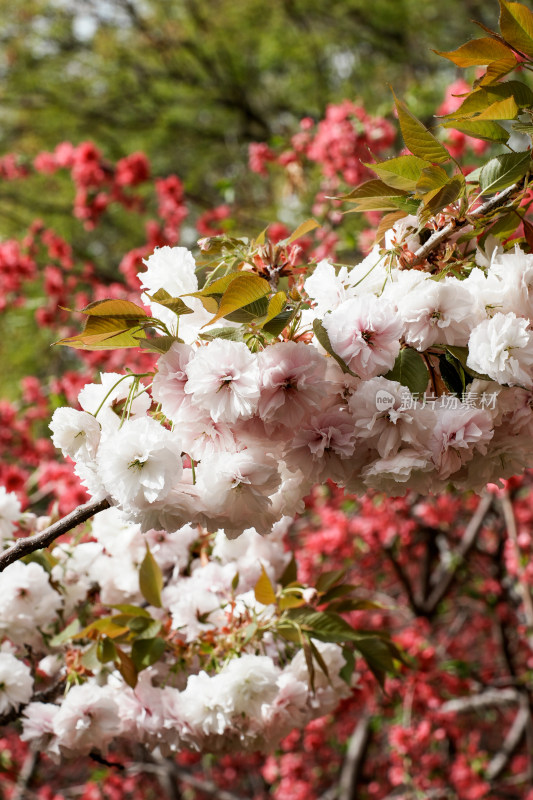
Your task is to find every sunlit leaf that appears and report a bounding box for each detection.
[139,544,163,608]
[144,289,194,315]
[499,0,533,58]
[367,155,430,191]
[436,36,513,66]
[393,93,450,164]
[442,119,509,143]
[286,218,320,244]
[254,565,277,605]
[204,274,270,326]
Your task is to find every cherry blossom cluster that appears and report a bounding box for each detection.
[0,502,351,759]
[47,233,533,543]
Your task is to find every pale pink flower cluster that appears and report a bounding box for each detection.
[17,512,351,758]
[47,242,533,536]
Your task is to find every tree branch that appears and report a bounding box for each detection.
[420,492,493,615]
[0,497,110,572]
[338,715,372,800]
[486,697,529,781]
[500,490,533,650]
[412,182,521,266]
[440,688,519,714]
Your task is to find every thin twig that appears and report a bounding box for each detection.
[0,497,110,572]
[421,492,493,615]
[384,544,422,614]
[440,688,519,714]
[127,758,248,800]
[0,675,67,728]
[500,490,533,650]
[412,182,521,266]
[486,698,529,781]
[338,715,372,800]
[12,747,39,800]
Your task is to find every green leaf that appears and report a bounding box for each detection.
[81,299,149,320]
[339,646,356,685]
[144,289,194,315]
[393,93,450,164]
[254,565,277,605]
[483,209,521,241]
[97,637,117,664]
[139,336,178,354]
[259,291,287,327]
[198,326,244,342]
[223,296,269,323]
[75,617,130,640]
[354,636,397,687]
[308,638,330,680]
[279,555,298,587]
[418,176,465,225]
[479,150,531,194]
[444,346,492,380]
[499,0,533,58]
[204,274,270,326]
[55,317,147,350]
[441,82,533,121]
[114,647,138,688]
[262,308,295,337]
[442,119,509,143]
[139,544,163,608]
[436,37,514,66]
[472,95,519,121]
[416,165,449,199]
[316,569,347,594]
[384,348,429,394]
[286,218,320,244]
[368,155,430,191]
[313,319,356,376]
[109,604,151,618]
[287,608,362,643]
[49,618,81,647]
[131,637,166,671]
[439,353,467,396]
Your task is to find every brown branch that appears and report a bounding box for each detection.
[338,715,372,800]
[420,491,493,615]
[12,747,39,800]
[440,688,520,714]
[500,490,533,650]
[128,756,248,800]
[0,497,110,572]
[384,543,423,614]
[412,182,521,266]
[486,697,529,781]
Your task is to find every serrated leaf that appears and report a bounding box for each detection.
[316,569,347,594]
[223,296,269,323]
[193,273,242,297]
[436,37,514,66]
[472,96,519,121]
[394,93,450,164]
[259,291,287,327]
[354,637,397,687]
[115,647,138,688]
[262,308,295,337]
[499,0,533,59]
[476,56,518,85]
[384,348,429,394]
[254,564,277,605]
[484,209,521,241]
[512,121,533,134]
[418,176,465,224]
[139,544,163,608]
[287,608,362,643]
[139,335,178,354]
[286,218,320,244]
[308,638,330,681]
[442,119,509,143]
[81,299,149,320]
[479,150,530,194]
[145,289,194,315]
[199,326,244,342]
[131,637,166,671]
[302,636,316,691]
[320,584,358,604]
[313,319,356,375]
[204,274,270,326]
[55,317,147,351]
[441,82,533,121]
[416,165,449,198]
[342,179,408,201]
[368,155,430,191]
